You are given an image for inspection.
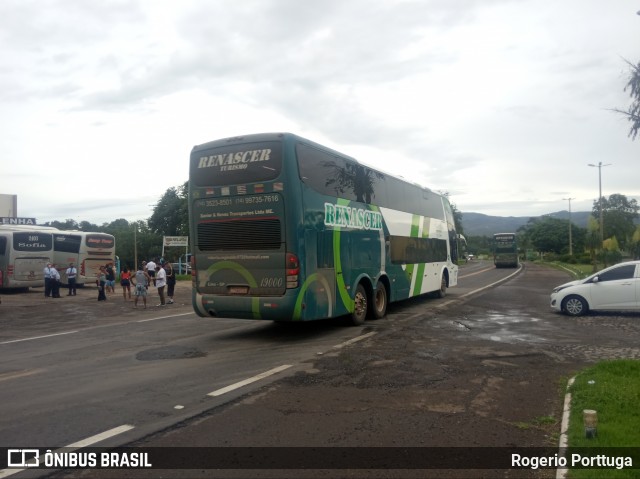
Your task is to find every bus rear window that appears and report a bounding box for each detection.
[85,234,115,249]
[13,232,52,252]
[54,234,82,253]
[191,141,282,186]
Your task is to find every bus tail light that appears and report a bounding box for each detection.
[7,265,14,277]
[286,253,299,288]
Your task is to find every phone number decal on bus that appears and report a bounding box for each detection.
[200,198,234,207]
[198,195,280,208]
[235,195,280,205]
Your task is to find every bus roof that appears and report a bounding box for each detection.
[191,132,440,197]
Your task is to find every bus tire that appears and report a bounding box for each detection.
[351,283,368,326]
[370,281,387,320]
[435,274,447,298]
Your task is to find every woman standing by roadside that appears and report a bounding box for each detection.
[120,267,132,301]
[96,266,107,301]
[164,262,175,304]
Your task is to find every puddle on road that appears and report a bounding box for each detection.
[136,345,207,361]
[450,309,547,344]
[483,310,542,325]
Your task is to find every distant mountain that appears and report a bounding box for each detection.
[460,210,593,236]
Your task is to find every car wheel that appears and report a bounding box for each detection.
[369,282,387,319]
[563,295,588,316]
[351,283,367,326]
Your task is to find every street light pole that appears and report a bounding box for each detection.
[134,224,138,270]
[562,197,575,256]
[587,162,611,247]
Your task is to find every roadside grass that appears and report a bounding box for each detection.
[515,415,557,431]
[566,360,640,478]
[545,261,599,280]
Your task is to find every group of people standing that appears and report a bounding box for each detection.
[43,259,177,307]
[126,259,176,309]
[95,262,116,301]
[43,263,77,298]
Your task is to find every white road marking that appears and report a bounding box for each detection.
[458,266,495,278]
[0,312,194,345]
[0,369,45,383]
[0,425,134,478]
[0,331,79,345]
[333,331,377,349]
[458,266,522,299]
[65,424,135,448]
[136,312,194,323]
[208,364,292,397]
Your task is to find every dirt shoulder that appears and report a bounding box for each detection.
[0,281,193,342]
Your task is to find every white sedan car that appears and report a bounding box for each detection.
[550,260,640,316]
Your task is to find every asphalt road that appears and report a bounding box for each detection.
[2,261,640,478]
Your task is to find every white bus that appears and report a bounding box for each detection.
[0,226,116,285]
[0,229,54,289]
[52,231,116,285]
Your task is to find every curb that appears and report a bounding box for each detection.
[556,376,576,479]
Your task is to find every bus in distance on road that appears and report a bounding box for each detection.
[493,232,519,268]
[188,132,460,325]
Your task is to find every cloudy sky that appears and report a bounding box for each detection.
[1,0,638,226]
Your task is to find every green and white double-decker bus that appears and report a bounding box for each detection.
[188,133,460,324]
[493,232,519,268]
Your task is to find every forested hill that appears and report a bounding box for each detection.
[461,211,593,236]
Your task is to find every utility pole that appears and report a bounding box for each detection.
[134,224,138,270]
[587,162,611,247]
[562,197,575,256]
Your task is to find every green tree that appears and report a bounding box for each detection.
[78,220,100,231]
[521,216,586,255]
[95,219,162,271]
[465,235,492,257]
[613,59,640,140]
[631,226,640,260]
[43,219,80,230]
[602,236,622,265]
[586,216,600,269]
[450,202,464,236]
[148,181,188,236]
[591,193,639,251]
[101,219,136,271]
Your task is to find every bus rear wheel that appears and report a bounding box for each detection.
[351,283,367,326]
[369,282,387,319]
[435,275,447,298]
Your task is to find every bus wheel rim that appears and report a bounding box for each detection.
[354,291,366,316]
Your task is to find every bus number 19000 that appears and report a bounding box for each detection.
[260,277,283,288]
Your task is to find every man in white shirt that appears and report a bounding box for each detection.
[155,264,166,306]
[146,259,157,286]
[43,263,55,297]
[66,263,77,296]
[51,265,61,298]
